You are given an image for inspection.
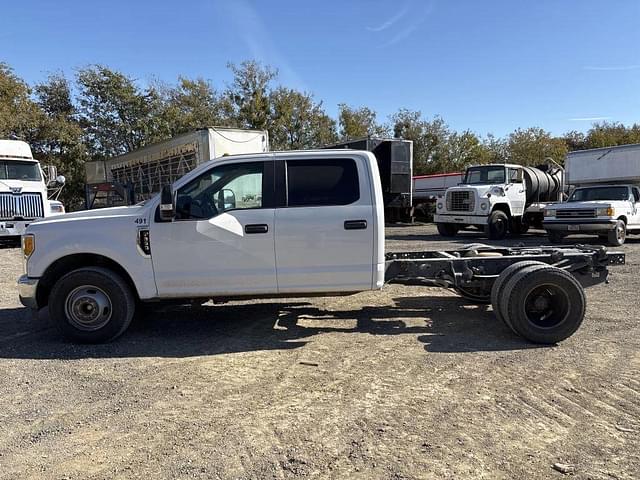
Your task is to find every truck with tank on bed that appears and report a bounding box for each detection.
[18,150,624,344]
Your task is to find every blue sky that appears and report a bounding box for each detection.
[2,0,639,137]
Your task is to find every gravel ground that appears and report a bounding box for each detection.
[0,225,638,479]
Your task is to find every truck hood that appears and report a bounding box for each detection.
[447,185,496,197]
[555,201,616,209]
[0,179,46,193]
[31,204,148,225]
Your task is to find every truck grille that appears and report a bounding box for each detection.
[556,208,596,219]
[0,193,44,220]
[446,191,475,212]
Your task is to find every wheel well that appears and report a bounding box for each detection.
[492,203,511,217]
[37,254,139,308]
[617,215,627,225]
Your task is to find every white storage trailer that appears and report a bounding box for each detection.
[566,143,640,186]
[85,127,269,208]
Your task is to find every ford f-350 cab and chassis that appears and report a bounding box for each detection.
[18,151,624,344]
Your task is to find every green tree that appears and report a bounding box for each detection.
[33,73,88,208]
[0,63,43,142]
[338,104,388,139]
[506,127,568,166]
[584,121,640,149]
[269,87,337,150]
[76,65,164,159]
[226,60,276,131]
[158,77,230,136]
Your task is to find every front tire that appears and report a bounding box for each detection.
[437,223,459,237]
[485,210,509,240]
[49,267,136,343]
[607,220,626,246]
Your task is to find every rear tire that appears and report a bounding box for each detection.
[607,220,626,246]
[485,210,509,240]
[49,267,136,343]
[437,223,459,237]
[491,262,547,332]
[500,266,586,344]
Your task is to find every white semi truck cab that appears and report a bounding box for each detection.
[18,150,624,345]
[434,163,563,239]
[0,140,65,240]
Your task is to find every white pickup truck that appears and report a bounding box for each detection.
[544,184,640,246]
[18,150,624,344]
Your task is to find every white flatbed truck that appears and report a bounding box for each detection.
[18,150,624,344]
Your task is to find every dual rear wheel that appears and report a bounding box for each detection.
[490,262,586,344]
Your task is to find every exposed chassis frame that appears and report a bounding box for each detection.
[385,244,625,292]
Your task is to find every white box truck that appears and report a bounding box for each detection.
[543,144,640,246]
[84,127,269,208]
[0,139,65,242]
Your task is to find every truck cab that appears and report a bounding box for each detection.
[0,139,65,241]
[434,164,528,239]
[19,150,385,342]
[543,184,640,246]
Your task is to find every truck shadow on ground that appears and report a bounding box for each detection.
[0,295,543,360]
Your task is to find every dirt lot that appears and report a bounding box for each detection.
[0,225,638,479]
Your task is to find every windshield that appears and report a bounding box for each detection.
[463,166,506,184]
[568,186,630,202]
[0,160,42,181]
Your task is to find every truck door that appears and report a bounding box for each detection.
[150,160,277,297]
[631,187,640,227]
[506,167,525,215]
[274,156,375,293]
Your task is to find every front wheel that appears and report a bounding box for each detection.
[49,267,136,343]
[437,223,459,237]
[485,210,509,240]
[607,220,626,246]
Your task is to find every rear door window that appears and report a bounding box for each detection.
[286,158,359,207]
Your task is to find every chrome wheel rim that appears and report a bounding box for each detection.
[617,223,626,243]
[64,285,113,331]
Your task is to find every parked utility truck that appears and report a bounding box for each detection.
[434,163,564,239]
[0,139,65,241]
[19,150,623,345]
[544,144,640,246]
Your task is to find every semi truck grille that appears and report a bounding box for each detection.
[446,191,475,212]
[0,193,44,220]
[556,209,596,219]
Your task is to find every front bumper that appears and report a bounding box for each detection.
[543,219,617,232]
[18,275,39,309]
[0,221,31,238]
[434,213,488,225]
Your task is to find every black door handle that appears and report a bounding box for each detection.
[344,220,367,230]
[245,224,269,234]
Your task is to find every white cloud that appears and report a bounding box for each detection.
[568,116,611,121]
[366,5,410,32]
[583,65,640,71]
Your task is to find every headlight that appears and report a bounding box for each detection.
[437,202,443,210]
[596,206,614,217]
[22,234,35,258]
[480,202,488,210]
[544,209,556,218]
[50,202,65,214]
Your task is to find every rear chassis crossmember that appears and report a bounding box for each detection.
[384,245,625,291]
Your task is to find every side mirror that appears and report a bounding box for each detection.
[47,174,66,188]
[222,189,236,210]
[159,185,174,221]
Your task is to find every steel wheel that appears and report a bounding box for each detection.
[523,283,570,329]
[64,285,113,332]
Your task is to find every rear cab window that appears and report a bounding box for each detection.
[285,158,360,207]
